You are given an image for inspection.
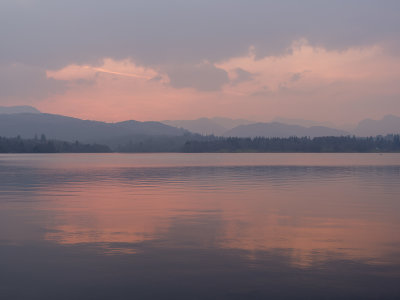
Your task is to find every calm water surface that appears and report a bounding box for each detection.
[1,153,400,299]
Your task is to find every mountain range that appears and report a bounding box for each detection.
[163,115,400,137]
[162,117,253,136]
[353,115,400,137]
[0,106,399,144]
[0,107,187,148]
[223,122,348,138]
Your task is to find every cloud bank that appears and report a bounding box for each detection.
[1,0,399,123]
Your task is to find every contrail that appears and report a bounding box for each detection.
[84,66,153,80]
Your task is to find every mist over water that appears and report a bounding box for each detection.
[1,153,400,299]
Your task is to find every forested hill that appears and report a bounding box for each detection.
[0,136,111,153]
[0,113,187,145]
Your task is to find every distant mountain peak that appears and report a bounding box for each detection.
[272,117,336,128]
[0,105,41,114]
[162,117,253,136]
[223,122,348,138]
[383,114,400,121]
[355,115,400,136]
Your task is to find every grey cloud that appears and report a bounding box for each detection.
[1,0,399,71]
[166,63,229,91]
[290,73,303,83]
[232,68,255,85]
[149,75,163,82]
[0,63,68,102]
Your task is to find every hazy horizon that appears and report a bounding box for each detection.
[1,104,399,131]
[1,1,400,124]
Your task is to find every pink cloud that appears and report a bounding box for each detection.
[38,42,400,124]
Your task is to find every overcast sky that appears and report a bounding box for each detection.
[1,0,400,124]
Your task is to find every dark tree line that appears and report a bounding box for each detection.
[115,134,199,153]
[182,135,400,153]
[2,134,400,153]
[0,136,111,153]
[115,134,400,153]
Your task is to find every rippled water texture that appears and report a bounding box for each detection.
[1,153,400,299]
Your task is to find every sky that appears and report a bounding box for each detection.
[1,0,400,124]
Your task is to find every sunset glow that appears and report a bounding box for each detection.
[1,1,399,125]
[1,2,400,298]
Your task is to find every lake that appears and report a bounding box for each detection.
[1,153,400,299]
